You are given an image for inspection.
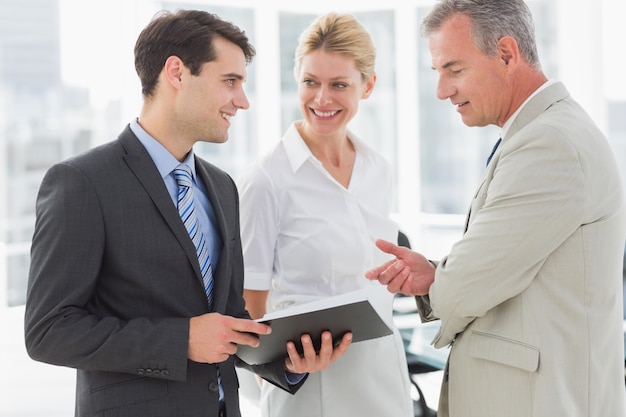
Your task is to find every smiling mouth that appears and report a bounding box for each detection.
[312,109,339,118]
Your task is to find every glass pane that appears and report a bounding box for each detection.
[279,10,398,209]
[163,2,258,176]
[416,1,557,215]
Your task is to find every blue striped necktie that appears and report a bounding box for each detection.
[173,164,214,307]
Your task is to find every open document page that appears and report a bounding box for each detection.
[236,286,392,365]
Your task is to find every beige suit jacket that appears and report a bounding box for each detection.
[418,82,626,417]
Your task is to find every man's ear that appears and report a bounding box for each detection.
[163,55,185,89]
[496,36,520,70]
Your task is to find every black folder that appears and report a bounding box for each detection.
[236,295,392,365]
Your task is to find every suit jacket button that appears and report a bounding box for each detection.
[161,370,170,377]
[137,368,145,375]
[208,382,219,392]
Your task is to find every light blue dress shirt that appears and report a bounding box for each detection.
[130,119,222,268]
[129,119,303,392]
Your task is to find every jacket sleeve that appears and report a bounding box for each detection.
[429,127,586,348]
[235,357,308,394]
[24,161,191,381]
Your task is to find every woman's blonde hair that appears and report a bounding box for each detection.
[293,12,376,81]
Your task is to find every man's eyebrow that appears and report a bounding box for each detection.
[431,60,462,71]
[223,72,245,80]
[443,60,461,70]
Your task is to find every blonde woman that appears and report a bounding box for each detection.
[237,12,413,417]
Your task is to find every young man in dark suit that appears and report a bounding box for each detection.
[24,10,351,417]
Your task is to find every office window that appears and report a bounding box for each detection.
[278,10,398,207]
[2,1,625,415]
[416,1,557,216]
[0,0,624,307]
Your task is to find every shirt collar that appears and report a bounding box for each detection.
[281,121,371,173]
[130,118,197,180]
[501,79,555,139]
[282,122,312,173]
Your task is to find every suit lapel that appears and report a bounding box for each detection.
[463,83,571,232]
[507,82,569,140]
[118,128,206,287]
[195,158,234,312]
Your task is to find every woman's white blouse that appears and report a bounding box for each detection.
[237,122,398,317]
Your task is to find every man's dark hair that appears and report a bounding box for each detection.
[134,9,256,98]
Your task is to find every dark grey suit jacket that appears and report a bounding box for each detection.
[24,126,304,417]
